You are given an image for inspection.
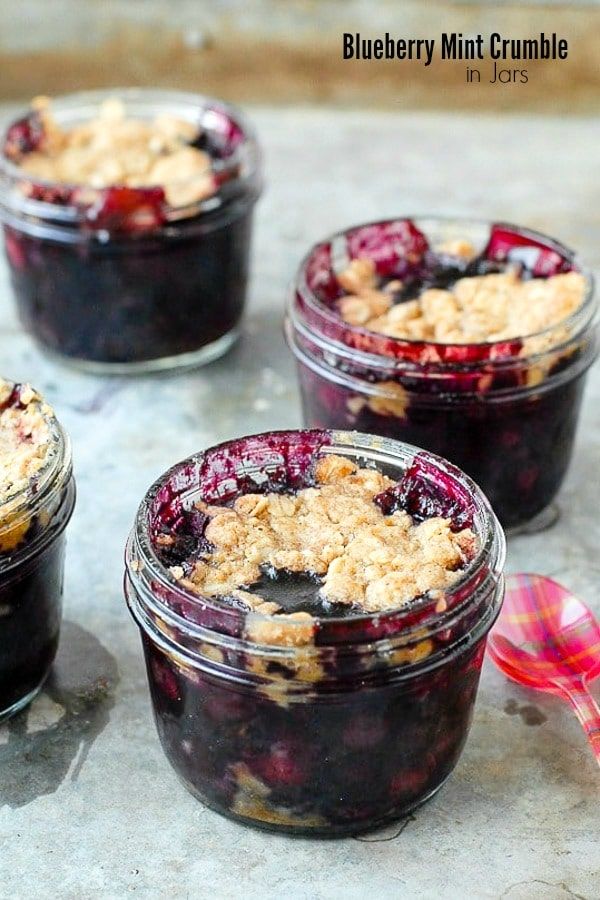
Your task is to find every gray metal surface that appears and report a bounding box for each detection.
[0,107,599,900]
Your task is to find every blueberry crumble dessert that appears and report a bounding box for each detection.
[0,379,75,720]
[0,89,262,370]
[287,218,597,529]
[125,429,505,834]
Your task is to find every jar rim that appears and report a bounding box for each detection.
[293,215,597,367]
[125,429,506,649]
[0,87,263,226]
[285,305,599,401]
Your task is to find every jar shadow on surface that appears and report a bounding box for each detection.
[0,620,119,809]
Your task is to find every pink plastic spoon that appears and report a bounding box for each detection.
[488,573,600,765]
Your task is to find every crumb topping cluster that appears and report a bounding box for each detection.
[336,250,586,350]
[17,97,215,207]
[0,381,52,507]
[168,455,476,615]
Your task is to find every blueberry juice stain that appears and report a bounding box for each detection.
[244,567,356,619]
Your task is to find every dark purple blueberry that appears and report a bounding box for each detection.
[251,739,311,788]
[375,456,475,530]
[150,655,180,702]
[191,110,244,170]
[389,766,431,800]
[4,230,26,270]
[197,430,331,504]
[517,466,539,492]
[203,107,246,154]
[154,505,211,569]
[27,183,77,205]
[3,112,44,159]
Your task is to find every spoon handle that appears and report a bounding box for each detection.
[561,683,600,766]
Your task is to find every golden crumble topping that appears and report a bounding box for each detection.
[336,256,585,350]
[18,96,215,207]
[0,380,53,509]
[436,238,478,260]
[170,455,477,617]
[347,381,409,420]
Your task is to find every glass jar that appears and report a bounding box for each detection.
[0,89,263,373]
[0,382,75,720]
[125,429,505,835]
[285,217,598,530]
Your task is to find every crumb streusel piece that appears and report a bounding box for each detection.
[170,454,477,615]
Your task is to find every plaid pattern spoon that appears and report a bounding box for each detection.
[488,573,600,765]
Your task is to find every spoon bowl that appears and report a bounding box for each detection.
[489,573,600,765]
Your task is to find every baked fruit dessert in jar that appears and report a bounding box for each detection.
[285,218,598,530]
[0,89,262,372]
[0,379,75,720]
[125,429,505,835]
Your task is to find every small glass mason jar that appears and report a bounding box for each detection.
[0,383,75,720]
[125,429,505,835]
[285,217,598,530]
[0,89,263,373]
